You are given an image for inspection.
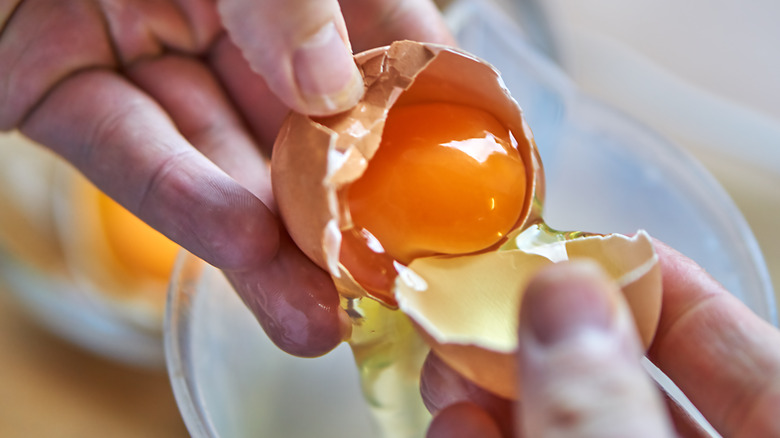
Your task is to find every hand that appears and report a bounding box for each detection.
[422,242,780,437]
[0,0,453,357]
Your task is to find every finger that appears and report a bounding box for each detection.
[20,69,347,357]
[340,0,456,52]
[225,232,349,357]
[420,352,515,437]
[126,54,274,206]
[518,261,675,438]
[126,56,346,355]
[427,402,503,438]
[0,0,114,130]
[217,0,364,116]
[21,69,277,270]
[648,241,780,437]
[208,34,288,152]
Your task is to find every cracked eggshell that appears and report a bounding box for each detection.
[395,231,662,400]
[271,40,663,400]
[271,40,544,301]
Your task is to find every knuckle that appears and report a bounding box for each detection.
[0,1,113,129]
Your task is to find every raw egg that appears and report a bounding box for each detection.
[271,41,661,399]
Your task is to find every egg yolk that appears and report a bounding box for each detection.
[342,102,527,299]
[97,193,179,280]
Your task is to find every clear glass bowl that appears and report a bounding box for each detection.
[0,133,173,367]
[164,1,776,436]
[166,253,376,438]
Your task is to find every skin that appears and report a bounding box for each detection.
[423,242,780,437]
[0,0,453,357]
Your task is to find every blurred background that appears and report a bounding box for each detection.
[0,291,187,437]
[1,0,777,435]
[0,133,187,436]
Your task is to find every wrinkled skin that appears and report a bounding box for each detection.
[0,0,453,357]
[424,243,780,438]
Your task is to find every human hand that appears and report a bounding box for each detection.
[0,0,452,357]
[422,242,780,437]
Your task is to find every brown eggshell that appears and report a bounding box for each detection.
[271,40,544,301]
[271,40,663,402]
[395,231,661,400]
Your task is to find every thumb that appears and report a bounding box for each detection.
[218,0,363,116]
[518,261,675,438]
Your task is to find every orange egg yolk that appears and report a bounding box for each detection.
[342,102,527,300]
[97,193,180,280]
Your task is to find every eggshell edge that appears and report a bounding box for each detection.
[271,40,545,301]
[396,231,662,400]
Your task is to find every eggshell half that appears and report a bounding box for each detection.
[271,40,544,302]
[394,231,661,399]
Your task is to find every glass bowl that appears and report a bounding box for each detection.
[164,1,776,436]
[0,133,176,367]
[166,253,376,437]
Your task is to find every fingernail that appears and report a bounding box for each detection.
[292,21,364,115]
[522,261,618,346]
